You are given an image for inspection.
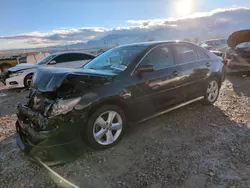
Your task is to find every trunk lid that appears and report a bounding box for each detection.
[228,30,250,48]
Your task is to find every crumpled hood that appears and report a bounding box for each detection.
[32,67,116,92]
[228,30,250,48]
[9,63,38,72]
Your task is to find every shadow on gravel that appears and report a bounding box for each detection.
[227,72,250,98]
[1,101,250,187]
[115,102,250,188]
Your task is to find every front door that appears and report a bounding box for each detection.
[127,44,183,119]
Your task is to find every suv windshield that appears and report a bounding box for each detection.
[236,42,250,49]
[84,46,147,72]
[36,54,56,65]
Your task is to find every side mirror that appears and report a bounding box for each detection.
[136,64,154,73]
[49,60,56,65]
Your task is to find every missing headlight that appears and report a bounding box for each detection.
[49,97,81,117]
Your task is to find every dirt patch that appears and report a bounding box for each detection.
[1,75,250,188]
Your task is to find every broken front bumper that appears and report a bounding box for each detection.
[16,104,87,166]
[6,74,25,88]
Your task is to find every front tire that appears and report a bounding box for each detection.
[84,105,127,149]
[24,74,33,88]
[203,78,220,104]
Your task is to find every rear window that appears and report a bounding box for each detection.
[175,44,198,64]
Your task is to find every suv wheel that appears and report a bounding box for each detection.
[203,78,220,104]
[84,105,127,149]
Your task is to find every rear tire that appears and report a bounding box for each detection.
[24,74,33,88]
[203,77,220,105]
[83,105,127,150]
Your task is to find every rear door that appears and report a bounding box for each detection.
[172,43,210,101]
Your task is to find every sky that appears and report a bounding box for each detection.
[1,0,250,50]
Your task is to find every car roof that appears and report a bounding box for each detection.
[117,40,197,48]
[51,51,95,56]
[201,38,227,42]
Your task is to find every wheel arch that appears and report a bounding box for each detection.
[88,98,131,120]
[23,72,34,86]
[208,72,223,86]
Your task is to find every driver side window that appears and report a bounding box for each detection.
[140,45,174,70]
[52,54,70,64]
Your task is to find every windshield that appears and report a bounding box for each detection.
[236,42,250,49]
[36,54,56,65]
[84,46,147,72]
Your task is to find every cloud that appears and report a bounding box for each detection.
[1,6,250,49]
[0,27,109,47]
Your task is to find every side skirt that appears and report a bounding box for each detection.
[138,96,204,123]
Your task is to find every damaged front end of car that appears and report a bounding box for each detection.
[16,67,115,165]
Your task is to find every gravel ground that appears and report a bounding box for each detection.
[0,75,250,188]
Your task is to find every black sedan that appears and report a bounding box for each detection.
[16,41,225,165]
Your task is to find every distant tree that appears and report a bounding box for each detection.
[148,37,155,41]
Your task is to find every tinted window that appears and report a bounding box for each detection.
[197,49,209,60]
[52,53,85,63]
[53,54,71,63]
[140,45,174,70]
[73,53,94,61]
[175,44,198,64]
[36,54,56,65]
[67,54,81,61]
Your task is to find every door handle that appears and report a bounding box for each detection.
[172,71,179,76]
[206,62,211,67]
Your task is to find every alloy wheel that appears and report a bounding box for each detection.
[207,80,219,103]
[25,75,33,88]
[93,111,123,145]
[26,77,32,87]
